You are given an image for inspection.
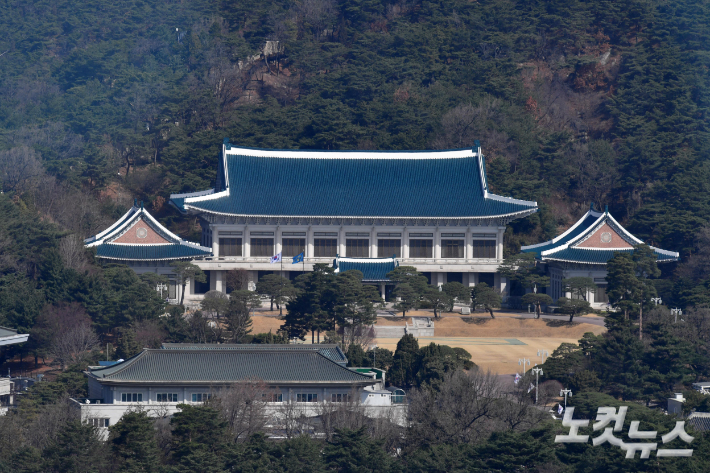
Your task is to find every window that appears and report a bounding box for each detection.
[441,240,464,258]
[88,418,109,427]
[263,393,283,402]
[191,393,213,402]
[314,239,338,257]
[121,393,143,402]
[596,285,609,303]
[472,240,496,259]
[346,239,369,257]
[296,393,318,402]
[193,271,210,294]
[409,239,433,258]
[219,238,242,256]
[331,393,350,403]
[157,393,178,402]
[378,239,401,258]
[282,238,305,257]
[250,238,274,257]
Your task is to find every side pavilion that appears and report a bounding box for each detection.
[522,205,679,309]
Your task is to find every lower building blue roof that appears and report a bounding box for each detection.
[336,259,397,282]
[95,243,211,261]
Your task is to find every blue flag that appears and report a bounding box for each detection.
[292,252,304,264]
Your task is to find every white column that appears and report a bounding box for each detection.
[496,273,508,296]
[244,226,250,257]
[215,270,225,293]
[276,226,282,258]
[434,227,441,260]
[371,227,376,258]
[380,283,386,300]
[466,226,472,261]
[212,226,220,256]
[339,226,346,257]
[497,226,506,261]
[209,271,217,291]
[402,226,408,259]
[307,225,313,259]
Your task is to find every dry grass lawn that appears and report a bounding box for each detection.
[250,313,606,375]
[373,336,583,375]
[251,315,284,334]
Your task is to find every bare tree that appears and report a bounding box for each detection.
[316,388,367,441]
[59,234,89,271]
[406,369,501,447]
[0,145,44,194]
[494,373,549,432]
[50,322,100,369]
[276,397,312,439]
[226,269,249,293]
[133,319,166,349]
[209,381,270,443]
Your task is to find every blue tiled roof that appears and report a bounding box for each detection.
[542,248,678,264]
[336,259,396,282]
[170,196,186,212]
[174,150,537,218]
[95,243,211,261]
[88,348,374,384]
[522,214,600,258]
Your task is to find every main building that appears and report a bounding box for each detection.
[160,141,538,303]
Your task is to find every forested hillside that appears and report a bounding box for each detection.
[1,1,708,266]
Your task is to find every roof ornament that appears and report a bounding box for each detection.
[140,201,144,210]
[605,204,609,213]
[590,202,595,211]
[134,198,138,207]
[223,137,231,150]
[474,139,481,153]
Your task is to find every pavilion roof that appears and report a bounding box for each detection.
[170,144,537,221]
[521,206,679,265]
[87,348,374,385]
[84,201,212,261]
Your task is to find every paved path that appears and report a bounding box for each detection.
[376,309,606,327]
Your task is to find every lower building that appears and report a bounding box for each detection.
[521,205,679,309]
[73,344,404,432]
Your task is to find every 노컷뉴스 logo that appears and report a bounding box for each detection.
[555,407,694,459]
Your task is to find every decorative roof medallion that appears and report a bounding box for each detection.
[136,227,148,239]
[600,232,612,243]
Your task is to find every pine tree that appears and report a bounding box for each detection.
[109,411,161,473]
[386,333,419,388]
[116,328,141,360]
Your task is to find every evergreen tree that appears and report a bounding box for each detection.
[605,252,642,320]
[43,421,107,473]
[386,333,419,388]
[116,328,142,360]
[471,283,501,319]
[441,282,471,313]
[322,428,395,473]
[170,261,206,306]
[109,410,161,473]
[256,273,295,312]
[169,404,228,473]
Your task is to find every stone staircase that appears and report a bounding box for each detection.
[373,317,434,338]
